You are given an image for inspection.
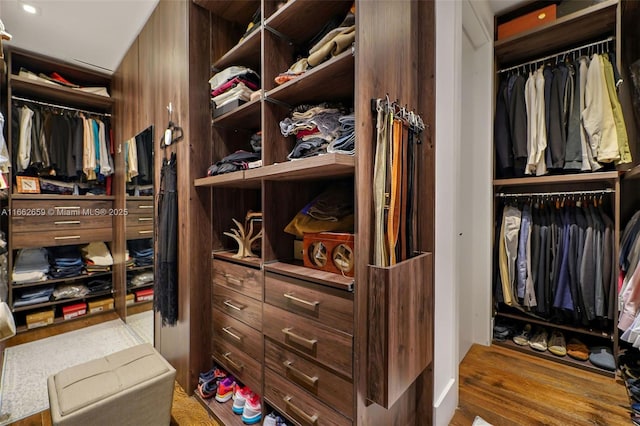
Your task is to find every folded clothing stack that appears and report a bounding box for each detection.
[12,248,49,284]
[53,284,89,300]
[86,279,112,295]
[47,246,84,279]
[275,6,355,85]
[208,66,261,111]
[81,241,113,272]
[18,67,110,97]
[128,271,154,289]
[128,239,153,267]
[207,150,261,176]
[14,285,54,307]
[279,103,354,160]
[125,250,136,269]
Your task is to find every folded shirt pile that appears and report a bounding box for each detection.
[128,239,153,267]
[279,103,354,160]
[48,246,84,279]
[275,6,355,85]
[86,279,111,295]
[81,241,113,272]
[128,271,154,289]
[18,67,110,97]
[14,285,54,307]
[53,284,89,300]
[207,150,261,176]
[12,248,49,284]
[209,66,261,110]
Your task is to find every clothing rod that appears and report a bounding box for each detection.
[497,36,615,74]
[11,96,112,117]
[495,189,615,198]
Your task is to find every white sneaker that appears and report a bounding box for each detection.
[241,393,262,424]
[232,385,251,415]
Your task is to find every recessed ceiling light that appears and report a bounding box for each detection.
[22,3,38,14]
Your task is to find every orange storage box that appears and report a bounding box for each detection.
[497,5,556,40]
[135,288,154,302]
[62,303,87,320]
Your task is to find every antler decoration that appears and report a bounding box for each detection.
[224,211,263,258]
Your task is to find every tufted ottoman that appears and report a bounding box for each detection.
[47,343,176,426]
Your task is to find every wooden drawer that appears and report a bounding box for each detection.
[265,368,352,426]
[265,339,353,419]
[212,308,262,360]
[263,304,352,378]
[265,272,353,334]
[213,336,262,393]
[12,227,113,249]
[212,259,262,301]
[126,214,154,228]
[126,199,155,215]
[11,200,112,232]
[126,225,154,240]
[212,286,262,330]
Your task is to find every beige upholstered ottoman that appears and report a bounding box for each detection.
[47,343,176,426]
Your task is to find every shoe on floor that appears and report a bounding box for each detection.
[232,385,252,414]
[241,393,262,424]
[589,346,615,371]
[566,338,589,361]
[512,323,532,346]
[528,327,548,352]
[199,366,226,384]
[548,330,566,357]
[215,377,236,403]
[263,412,288,426]
[196,377,219,399]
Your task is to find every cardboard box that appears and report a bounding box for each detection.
[88,298,114,313]
[497,5,556,40]
[126,293,135,305]
[135,288,154,302]
[26,310,54,329]
[62,303,87,320]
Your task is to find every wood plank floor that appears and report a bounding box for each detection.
[450,344,632,426]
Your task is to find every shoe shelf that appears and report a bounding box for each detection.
[213,25,262,72]
[493,338,615,378]
[496,311,613,340]
[264,0,353,45]
[15,308,116,333]
[494,0,617,65]
[11,270,112,289]
[194,392,247,426]
[264,260,354,292]
[265,50,354,105]
[212,249,263,269]
[212,96,262,129]
[194,170,262,189]
[248,153,355,182]
[493,171,621,188]
[11,289,113,313]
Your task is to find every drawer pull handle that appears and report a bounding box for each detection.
[54,235,81,240]
[222,326,242,341]
[222,352,244,371]
[138,230,153,234]
[223,300,243,311]
[138,205,153,209]
[283,293,319,308]
[284,396,318,426]
[225,274,243,286]
[54,206,80,210]
[54,220,81,225]
[284,360,318,387]
[282,327,317,350]
[138,217,153,222]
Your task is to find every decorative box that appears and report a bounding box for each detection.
[26,310,54,329]
[135,288,154,302]
[62,303,87,320]
[303,232,355,277]
[88,298,114,313]
[497,5,556,40]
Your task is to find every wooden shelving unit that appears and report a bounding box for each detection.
[249,153,354,181]
[194,392,245,426]
[213,26,262,71]
[496,311,613,340]
[11,271,112,289]
[213,96,262,129]
[16,308,116,333]
[264,261,353,291]
[11,194,115,200]
[212,249,263,268]
[193,170,261,189]
[11,75,114,111]
[193,0,260,25]
[493,171,621,188]
[12,290,113,313]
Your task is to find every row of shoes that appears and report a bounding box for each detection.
[493,320,615,371]
[197,366,262,424]
[618,350,640,425]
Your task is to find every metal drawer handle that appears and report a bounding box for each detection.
[138,230,153,234]
[282,327,317,350]
[283,292,319,308]
[138,205,153,209]
[138,217,153,222]
[53,206,80,210]
[54,235,81,240]
[223,300,243,311]
[284,396,318,426]
[54,220,81,225]
[222,326,242,341]
[225,274,243,286]
[222,352,243,371]
[284,360,318,387]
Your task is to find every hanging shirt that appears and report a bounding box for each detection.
[0,113,10,173]
[82,116,97,180]
[97,120,112,176]
[17,105,34,172]
[601,54,632,165]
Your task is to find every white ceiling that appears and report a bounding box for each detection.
[0,0,159,74]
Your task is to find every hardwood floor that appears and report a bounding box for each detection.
[450,344,632,426]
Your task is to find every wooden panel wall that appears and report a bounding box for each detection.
[354,0,435,424]
[113,0,212,393]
